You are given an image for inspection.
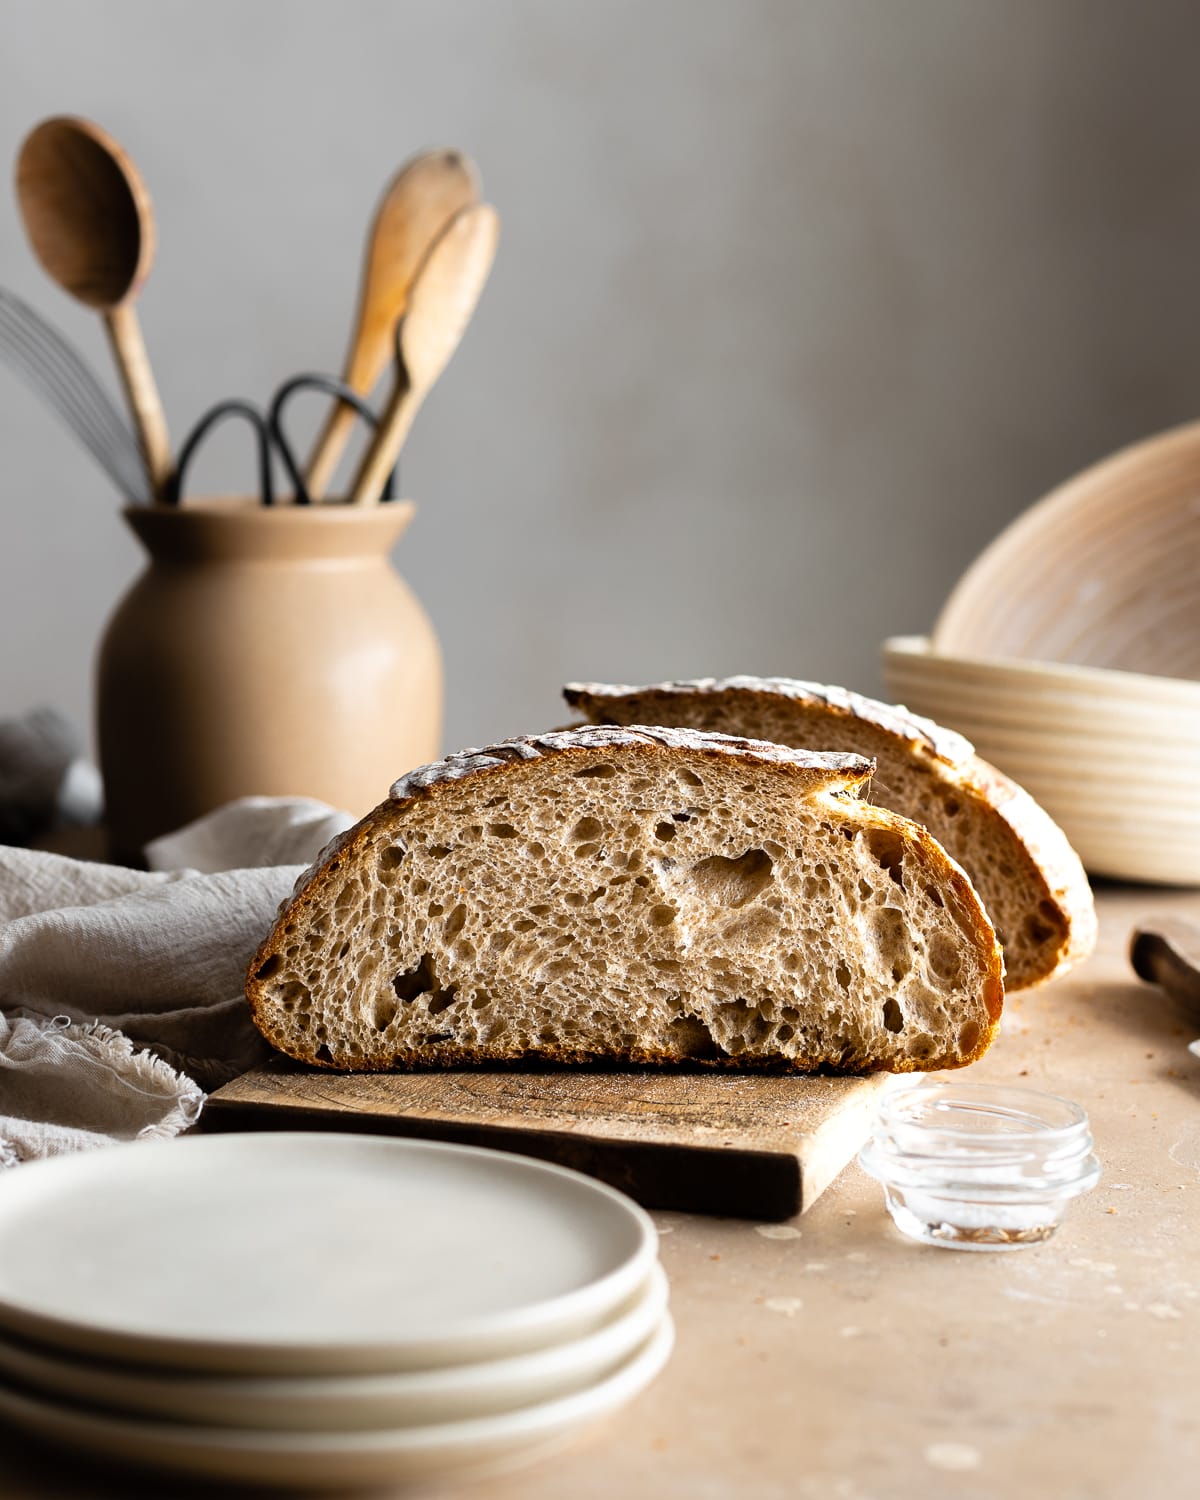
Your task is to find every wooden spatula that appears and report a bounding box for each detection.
[305,150,480,500]
[348,203,499,507]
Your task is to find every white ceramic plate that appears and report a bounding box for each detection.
[0,1264,669,1431]
[0,1316,674,1490]
[0,1133,657,1374]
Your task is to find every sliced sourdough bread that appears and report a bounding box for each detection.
[246,726,1003,1074]
[563,677,1096,990]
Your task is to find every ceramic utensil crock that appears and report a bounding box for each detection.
[97,498,441,861]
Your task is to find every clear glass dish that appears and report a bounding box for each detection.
[857,1080,1101,1251]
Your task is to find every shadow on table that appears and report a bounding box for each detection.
[0,1421,396,1500]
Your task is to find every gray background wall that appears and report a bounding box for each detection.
[2,0,1199,757]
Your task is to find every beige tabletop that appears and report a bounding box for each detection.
[2,886,1197,1500]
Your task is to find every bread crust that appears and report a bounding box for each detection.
[564,678,1096,990]
[246,727,1003,1074]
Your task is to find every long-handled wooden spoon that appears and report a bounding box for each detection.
[348,203,499,507]
[15,115,171,500]
[304,149,480,500]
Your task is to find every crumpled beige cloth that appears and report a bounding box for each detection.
[0,796,352,1166]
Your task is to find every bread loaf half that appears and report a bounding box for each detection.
[246,727,1003,1074]
[563,677,1095,990]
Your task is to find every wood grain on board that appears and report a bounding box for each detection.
[202,1062,892,1221]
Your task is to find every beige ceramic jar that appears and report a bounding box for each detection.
[97,498,442,862]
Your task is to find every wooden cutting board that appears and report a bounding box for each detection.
[201,1063,892,1221]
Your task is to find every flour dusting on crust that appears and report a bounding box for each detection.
[564,677,974,766]
[390,725,872,801]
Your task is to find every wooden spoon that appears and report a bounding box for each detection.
[348,203,499,507]
[15,115,171,500]
[304,150,480,500]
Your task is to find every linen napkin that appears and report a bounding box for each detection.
[0,739,354,1165]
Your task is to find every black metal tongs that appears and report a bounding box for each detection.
[165,373,398,506]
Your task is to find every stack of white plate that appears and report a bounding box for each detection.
[0,1134,672,1489]
[883,634,1200,885]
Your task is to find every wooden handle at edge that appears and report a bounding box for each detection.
[104,303,171,501]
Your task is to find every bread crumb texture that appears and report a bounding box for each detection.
[564,679,1096,991]
[246,728,1003,1074]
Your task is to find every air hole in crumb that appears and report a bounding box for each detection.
[713,997,771,1047]
[942,796,961,817]
[835,962,851,990]
[655,821,676,842]
[882,999,904,1033]
[370,995,398,1031]
[487,823,518,838]
[865,828,906,888]
[378,845,405,873]
[928,934,962,983]
[1025,907,1058,945]
[574,842,601,859]
[925,886,944,909]
[869,907,910,971]
[666,1015,723,1060]
[315,1044,334,1064]
[570,816,603,843]
[677,768,703,788]
[275,979,310,1011]
[443,904,468,939]
[254,954,282,981]
[958,1020,981,1052]
[650,904,677,927]
[574,764,617,778]
[393,953,438,1002]
[690,849,775,907]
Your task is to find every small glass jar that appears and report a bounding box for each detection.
[858,1080,1101,1251]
